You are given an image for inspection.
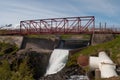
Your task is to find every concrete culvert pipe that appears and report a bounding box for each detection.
[99,51,118,78]
[89,51,118,78]
[89,56,99,70]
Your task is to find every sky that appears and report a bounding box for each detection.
[0,0,120,27]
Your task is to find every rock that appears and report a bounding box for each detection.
[0,50,51,80]
[40,73,66,80]
[39,64,85,80]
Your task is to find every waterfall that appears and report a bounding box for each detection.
[45,49,69,76]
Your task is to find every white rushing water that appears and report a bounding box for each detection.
[45,49,69,76]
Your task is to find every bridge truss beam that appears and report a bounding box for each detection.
[20,16,95,35]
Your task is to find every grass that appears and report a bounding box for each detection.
[0,42,18,56]
[26,34,91,40]
[26,34,56,39]
[60,34,90,39]
[0,42,34,80]
[0,59,34,80]
[67,35,120,67]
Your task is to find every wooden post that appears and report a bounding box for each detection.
[95,68,101,79]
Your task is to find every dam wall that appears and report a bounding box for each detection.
[0,36,23,48]
[0,33,115,50]
[91,34,115,45]
[0,36,59,53]
[21,37,59,53]
[0,36,90,53]
[58,39,89,49]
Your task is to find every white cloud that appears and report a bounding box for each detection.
[0,0,120,26]
[0,0,70,25]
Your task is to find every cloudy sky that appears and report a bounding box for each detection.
[0,0,120,27]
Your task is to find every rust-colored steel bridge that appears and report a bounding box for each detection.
[1,16,120,35]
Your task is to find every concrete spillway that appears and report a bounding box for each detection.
[45,49,69,76]
[89,51,118,78]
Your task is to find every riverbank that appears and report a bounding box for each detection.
[0,34,120,80]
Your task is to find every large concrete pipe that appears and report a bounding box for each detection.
[89,51,118,78]
[99,52,118,78]
[89,57,99,70]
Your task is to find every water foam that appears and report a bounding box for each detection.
[45,49,69,75]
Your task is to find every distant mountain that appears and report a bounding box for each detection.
[1,24,20,30]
